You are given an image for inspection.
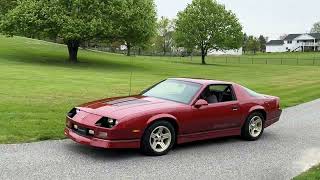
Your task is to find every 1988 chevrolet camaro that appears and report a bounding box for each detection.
[65,78,282,156]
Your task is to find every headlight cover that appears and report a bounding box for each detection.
[95,117,118,128]
[67,108,77,118]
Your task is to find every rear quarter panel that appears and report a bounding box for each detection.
[234,84,281,127]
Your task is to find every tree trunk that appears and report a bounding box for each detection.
[201,54,206,64]
[127,43,131,56]
[201,47,206,65]
[163,38,166,56]
[67,40,80,63]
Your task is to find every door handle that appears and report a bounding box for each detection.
[232,106,239,111]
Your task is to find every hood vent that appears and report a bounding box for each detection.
[104,97,150,106]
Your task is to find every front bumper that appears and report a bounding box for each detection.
[64,128,140,149]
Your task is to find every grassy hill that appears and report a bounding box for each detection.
[1,35,320,143]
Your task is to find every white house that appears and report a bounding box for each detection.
[120,45,127,51]
[266,40,286,52]
[266,33,320,53]
[208,48,243,56]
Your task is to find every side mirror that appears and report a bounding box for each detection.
[194,99,208,108]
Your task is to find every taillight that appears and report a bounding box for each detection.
[276,98,280,109]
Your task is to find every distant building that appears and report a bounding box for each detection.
[208,48,243,56]
[120,45,127,51]
[266,33,320,53]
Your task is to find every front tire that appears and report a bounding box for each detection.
[241,112,265,141]
[141,121,176,156]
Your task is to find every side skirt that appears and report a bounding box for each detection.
[177,128,241,144]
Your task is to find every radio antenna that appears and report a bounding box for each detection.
[128,54,133,96]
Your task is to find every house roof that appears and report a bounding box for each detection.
[309,33,320,39]
[266,40,284,46]
[283,33,320,40]
[283,34,301,41]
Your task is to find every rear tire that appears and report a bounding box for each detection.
[141,121,176,156]
[241,112,265,141]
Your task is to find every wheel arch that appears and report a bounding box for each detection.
[241,106,267,140]
[146,114,179,135]
[241,106,267,129]
[248,106,267,121]
[140,114,179,155]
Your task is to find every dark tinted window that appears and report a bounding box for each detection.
[200,84,236,104]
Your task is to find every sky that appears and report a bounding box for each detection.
[155,0,320,40]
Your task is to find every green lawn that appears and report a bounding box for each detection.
[1,35,320,143]
[294,164,320,180]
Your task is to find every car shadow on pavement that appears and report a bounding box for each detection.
[64,143,142,160]
[174,136,241,150]
[64,131,276,160]
[177,131,277,146]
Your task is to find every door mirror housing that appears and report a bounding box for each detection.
[194,99,208,108]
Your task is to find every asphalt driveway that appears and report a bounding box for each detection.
[1,99,320,180]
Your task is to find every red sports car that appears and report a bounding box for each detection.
[65,78,282,156]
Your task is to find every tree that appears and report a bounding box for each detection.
[175,0,242,64]
[1,0,112,63]
[0,0,17,18]
[258,35,267,52]
[157,16,175,55]
[242,33,248,54]
[247,36,260,55]
[110,0,157,56]
[279,34,288,40]
[311,22,320,33]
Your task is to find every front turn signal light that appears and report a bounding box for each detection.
[96,132,108,139]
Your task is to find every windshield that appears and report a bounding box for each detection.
[143,79,202,104]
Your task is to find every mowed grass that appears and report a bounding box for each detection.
[1,36,320,143]
[293,164,320,180]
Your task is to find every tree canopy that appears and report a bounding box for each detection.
[311,22,320,33]
[242,33,248,54]
[175,0,243,64]
[246,36,260,55]
[157,16,175,55]
[0,0,17,18]
[258,35,267,52]
[1,0,157,61]
[109,0,157,56]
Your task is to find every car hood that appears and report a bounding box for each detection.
[76,95,180,120]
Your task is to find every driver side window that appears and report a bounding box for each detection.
[200,84,236,104]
